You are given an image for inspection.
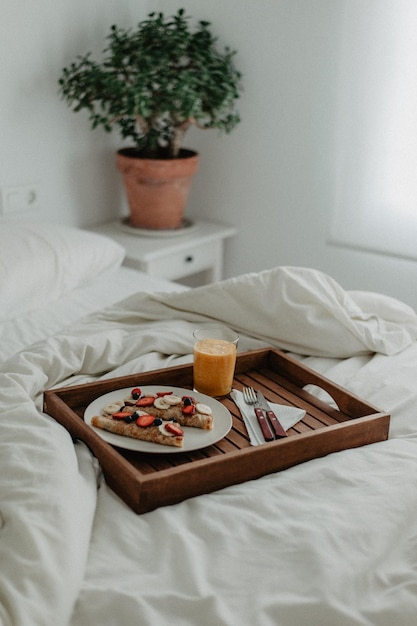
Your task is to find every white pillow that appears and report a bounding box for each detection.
[0,222,125,321]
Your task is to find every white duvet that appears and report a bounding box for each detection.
[2,266,417,626]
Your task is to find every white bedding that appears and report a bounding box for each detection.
[0,265,186,364]
[1,266,417,626]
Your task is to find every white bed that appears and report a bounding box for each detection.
[2,222,417,626]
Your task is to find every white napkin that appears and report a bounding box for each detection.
[231,389,306,446]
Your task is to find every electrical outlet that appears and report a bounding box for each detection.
[0,184,40,215]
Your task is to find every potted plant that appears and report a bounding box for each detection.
[58,8,242,230]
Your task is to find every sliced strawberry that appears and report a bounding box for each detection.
[135,396,155,407]
[165,422,184,436]
[157,391,173,397]
[182,404,196,415]
[136,414,155,427]
[112,411,131,420]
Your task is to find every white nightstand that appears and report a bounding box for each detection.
[93,219,237,286]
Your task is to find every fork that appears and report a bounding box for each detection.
[243,386,274,442]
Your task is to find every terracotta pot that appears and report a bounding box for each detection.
[116,148,199,229]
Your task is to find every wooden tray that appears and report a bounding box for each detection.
[43,348,390,514]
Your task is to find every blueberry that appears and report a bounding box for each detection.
[184,397,192,406]
[131,392,140,400]
[124,414,135,424]
[153,418,162,426]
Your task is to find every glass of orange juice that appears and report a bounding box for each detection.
[193,326,239,397]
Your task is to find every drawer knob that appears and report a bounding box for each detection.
[185,255,194,263]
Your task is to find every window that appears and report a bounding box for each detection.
[329,0,417,260]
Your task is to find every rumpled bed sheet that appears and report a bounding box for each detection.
[1,266,417,626]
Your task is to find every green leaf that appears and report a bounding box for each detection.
[58,8,242,156]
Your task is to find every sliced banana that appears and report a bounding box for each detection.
[159,423,175,437]
[163,394,182,405]
[195,403,212,416]
[153,397,171,410]
[102,400,124,416]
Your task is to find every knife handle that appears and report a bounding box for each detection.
[265,410,288,438]
[254,408,274,442]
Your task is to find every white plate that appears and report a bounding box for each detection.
[84,385,232,454]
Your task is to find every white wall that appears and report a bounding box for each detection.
[2,1,417,308]
[0,0,154,226]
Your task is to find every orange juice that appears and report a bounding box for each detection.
[193,337,237,396]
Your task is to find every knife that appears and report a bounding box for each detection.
[257,391,288,438]
[253,405,274,442]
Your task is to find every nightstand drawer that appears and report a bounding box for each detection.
[146,241,219,280]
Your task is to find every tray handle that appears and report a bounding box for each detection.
[270,350,382,417]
